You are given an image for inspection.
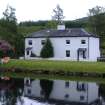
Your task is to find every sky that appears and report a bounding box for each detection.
[0,0,105,22]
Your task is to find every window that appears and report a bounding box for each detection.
[41,40,46,45]
[77,82,86,91]
[27,51,29,55]
[80,96,85,101]
[65,94,69,98]
[66,50,70,57]
[28,40,32,45]
[81,40,86,44]
[26,79,31,86]
[65,81,69,88]
[27,89,31,94]
[66,40,70,44]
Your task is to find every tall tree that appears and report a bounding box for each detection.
[0,6,24,58]
[3,5,17,22]
[88,6,105,37]
[52,5,65,24]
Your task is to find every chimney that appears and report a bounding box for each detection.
[57,24,65,30]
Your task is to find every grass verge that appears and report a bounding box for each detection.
[0,59,105,73]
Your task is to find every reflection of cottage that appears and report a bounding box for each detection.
[25,25,100,61]
[24,78,99,104]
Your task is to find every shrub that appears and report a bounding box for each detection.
[6,50,14,58]
[40,38,54,58]
[0,49,14,58]
[0,50,4,58]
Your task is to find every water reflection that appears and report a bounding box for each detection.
[0,77,104,105]
[0,78,24,105]
[24,78,100,105]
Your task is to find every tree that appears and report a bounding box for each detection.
[3,5,17,22]
[40,38,54,58]
[40,79,53,100]
[52,5,65,24]
[88,6,105,37]
[45,20,57,29]
[0,6,24,58]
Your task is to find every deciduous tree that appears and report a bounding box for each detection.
[52,5,65,24]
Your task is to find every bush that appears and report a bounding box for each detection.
[40,38,54,58]
[0,50,4,58]
[6,50,14,58]
[0,49,14,58]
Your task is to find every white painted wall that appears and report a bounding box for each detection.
[24,79,99,104]
[89,37,100,61]
[50,80,88,103]
[25,37,100,61]
[87,83,99,104]
[24,79,41,97]
[50,80,98,104]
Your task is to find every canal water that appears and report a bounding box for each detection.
[0,77,104,105]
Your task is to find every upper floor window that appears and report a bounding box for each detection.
[41,40,46,45]
[66,40,70,44]
[66,50,70,57]
[81,40,86,44]
[28,40,32,45]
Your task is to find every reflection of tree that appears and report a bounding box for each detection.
[0,78,24,105]
[99,84,105,98]
[40,79,53,100]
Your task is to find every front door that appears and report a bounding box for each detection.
[77,50,86,61]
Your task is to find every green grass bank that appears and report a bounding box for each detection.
[0,59,105,73]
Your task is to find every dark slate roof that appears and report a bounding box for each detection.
[26,28,98,38]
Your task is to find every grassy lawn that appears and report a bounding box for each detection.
[1,59,105,73]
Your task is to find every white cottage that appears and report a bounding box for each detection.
[25,25,100,61]
[24,78,99,104]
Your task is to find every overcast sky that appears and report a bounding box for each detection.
[0,0,105,22]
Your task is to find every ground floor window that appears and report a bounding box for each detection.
[66,50,70,57]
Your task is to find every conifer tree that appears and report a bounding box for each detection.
[40,38,54,58]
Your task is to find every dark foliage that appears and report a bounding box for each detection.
[40,38,54,58]
[65,21,88,28]
[0,49,14,58]
[0,6,24,58]
[0,50,4,58]
[19,20,48,27]
[40,79,53,100]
